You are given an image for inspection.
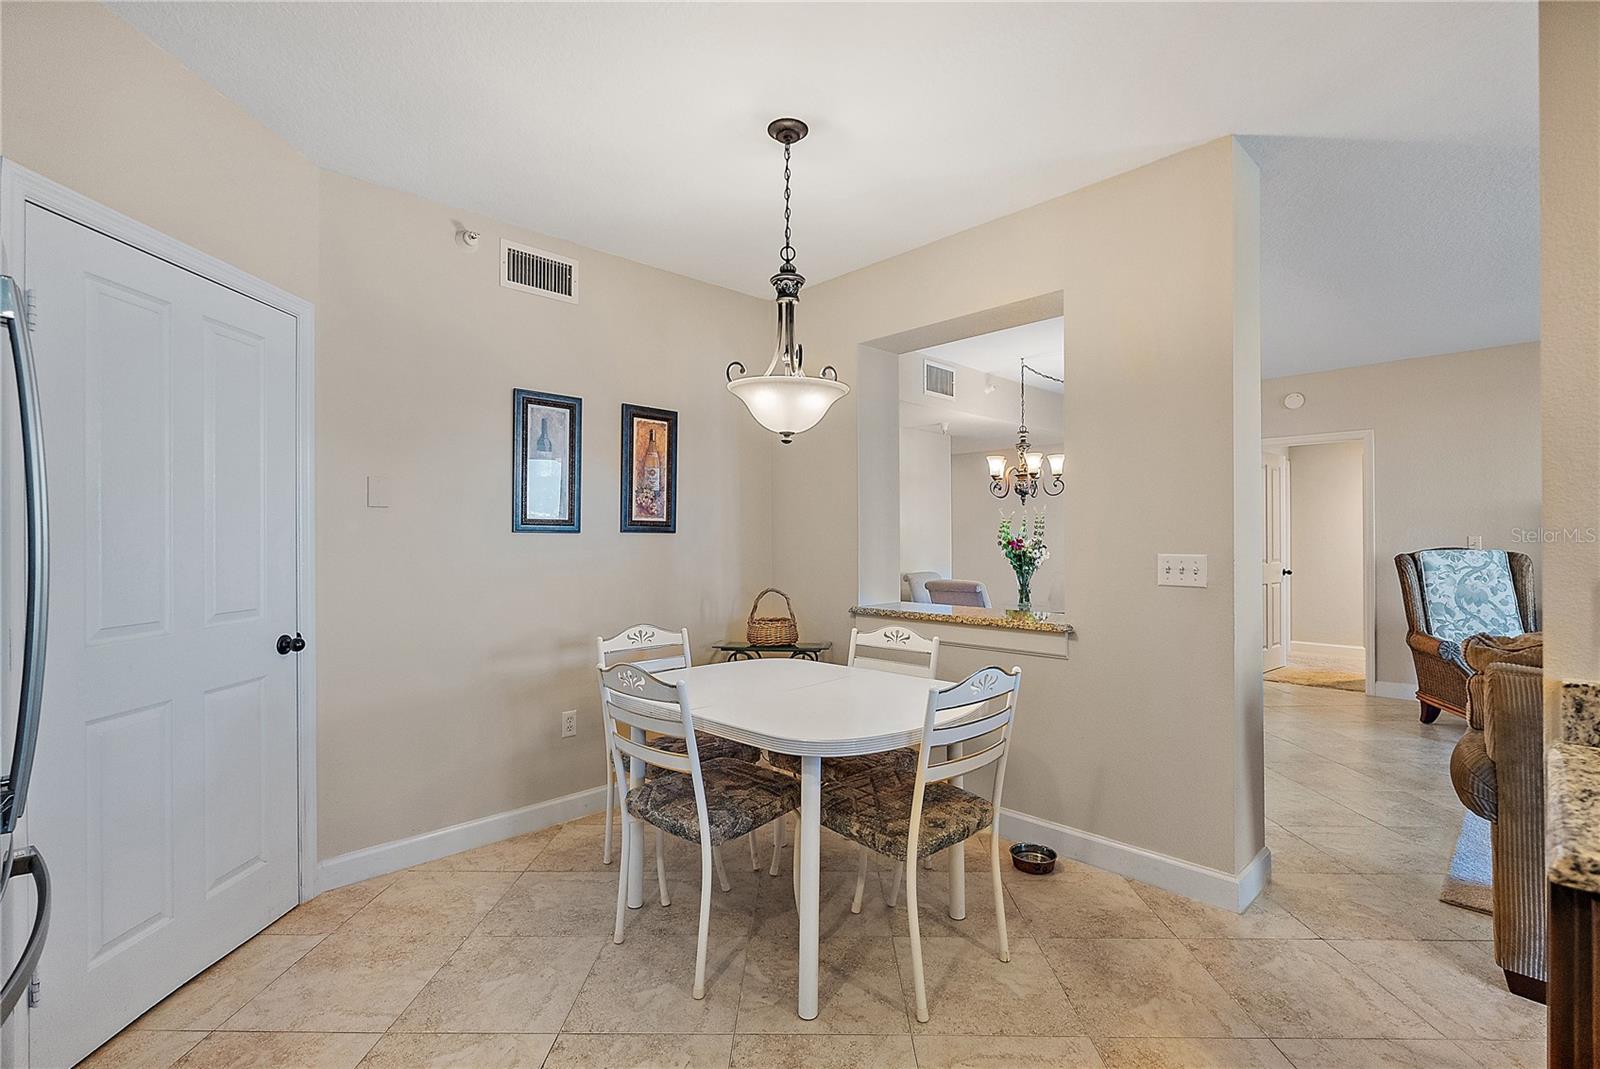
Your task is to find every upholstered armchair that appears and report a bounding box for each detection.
[1395,548,1538,723]
[925,580,992,608]
[901,571,942,604]
[1450,651,1546,1002]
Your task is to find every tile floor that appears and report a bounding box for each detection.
[83,683,1546,1068]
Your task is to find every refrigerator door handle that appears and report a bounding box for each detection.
[0,274,48,836]
[0,847,49,1019]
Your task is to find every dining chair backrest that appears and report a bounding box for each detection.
[905,666,1022,859]
[847,625,940,678]
[597,624,692,673]
[597,663,702,781]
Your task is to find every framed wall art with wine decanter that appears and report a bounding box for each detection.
[513,388,582,533]
[620,403,677,533]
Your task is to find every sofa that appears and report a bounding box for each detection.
[1449,636,1547,1002]
[1395,548,1539,722]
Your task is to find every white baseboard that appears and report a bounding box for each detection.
[998,808,1271,913]
[1373,680,1416,701]
[1289,641,1364,657]
[314,784,608,897]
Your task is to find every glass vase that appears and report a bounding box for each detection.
[1014,571,1032,613]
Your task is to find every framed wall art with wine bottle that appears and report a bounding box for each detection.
[620,403,677,533]
[513,388,582,532]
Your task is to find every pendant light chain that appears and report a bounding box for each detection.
[780,142,796,268]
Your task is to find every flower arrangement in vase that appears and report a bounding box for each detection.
[997,509,1050,613]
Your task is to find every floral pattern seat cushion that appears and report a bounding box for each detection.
[654,732,762,765]
[1417,549,1525,644]
[820,765,993,861]
[767,747,919,783]
[626,757,799,845]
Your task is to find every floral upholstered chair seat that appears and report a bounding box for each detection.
[767,747,920,783]
[654,733,762,765]
[626,757,799,844]
[820,764,993,861]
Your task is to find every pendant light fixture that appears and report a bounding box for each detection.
[987,359,1065,503]
[726,118,848,443]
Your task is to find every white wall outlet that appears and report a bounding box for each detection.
[560,710,578,739]
[1468,534,1484,550]
[1157,553,1208,588]
[366,475,390,508]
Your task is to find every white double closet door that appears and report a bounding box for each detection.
[19,204,301,1068]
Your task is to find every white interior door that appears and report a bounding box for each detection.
[23,204,300,1068]
[1262,450,1290,671]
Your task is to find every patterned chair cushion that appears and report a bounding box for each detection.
[654,732,762,765]
[767,747,919,783]
[820,766,993,861]
[626,758,799,845]
[1417,549,1525,644]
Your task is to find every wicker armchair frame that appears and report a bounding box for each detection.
[1394,548,1539,723]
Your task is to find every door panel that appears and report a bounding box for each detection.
[1262,450,1290,671]
[24,204,300,1068]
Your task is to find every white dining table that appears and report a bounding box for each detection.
[624,658,966,1020]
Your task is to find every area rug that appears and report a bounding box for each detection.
[1263,666,1365,692]
[1439,810,1494,915]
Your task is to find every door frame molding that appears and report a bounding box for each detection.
[1261,429,1377,696]
[0,159,321,900]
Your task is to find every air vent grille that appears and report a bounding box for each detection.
[501,240,578,303]
[922,360,956,399]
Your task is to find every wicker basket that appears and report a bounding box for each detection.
[746,588,800,646]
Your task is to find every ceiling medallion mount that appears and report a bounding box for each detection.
[766,117,809,145]
[727,117,848,444]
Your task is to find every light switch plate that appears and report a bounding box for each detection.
[1468,534,1483,550]
[1157,553,1208,588]
[366,476,390,508]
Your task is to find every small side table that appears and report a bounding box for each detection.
[713,640,832,662]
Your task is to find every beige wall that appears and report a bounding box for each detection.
[314,174,771,857]
[1263,344,1541,688]
[3,2,773,860]
[950,449,1066,613]
[775,138,1265,879]
[1285,441,1365,649]
[898,427,951,578]
[1540,1,1600,735]
[1,3,319,302]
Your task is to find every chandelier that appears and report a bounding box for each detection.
[726,118,849,443]
[987,359,1065,502]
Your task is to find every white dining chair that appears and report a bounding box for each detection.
[768,625,941,874]
[600,662,799,999]
[819,664,1022,1023]
[596,625,761,875]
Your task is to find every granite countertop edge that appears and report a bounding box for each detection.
[850,603,1074,636]
[1548,741,1600,893]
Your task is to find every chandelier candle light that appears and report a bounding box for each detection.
[987,358,1065,502]
[726,118,849,443]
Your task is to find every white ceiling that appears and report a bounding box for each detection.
[112,2,1539,378]
[916,319,1064,393]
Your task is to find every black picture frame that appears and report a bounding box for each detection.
[513,389,582,532]
[620,403,677,533]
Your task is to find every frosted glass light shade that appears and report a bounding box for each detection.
[1025,452,1043,475]
[986,455,1006,479]
[727,374,849,441]
[1047,453,1065,477]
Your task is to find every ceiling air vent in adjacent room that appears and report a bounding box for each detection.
[501,240,578,303]
[922,359,956,399]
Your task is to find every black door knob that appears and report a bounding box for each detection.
[276,633,306,655]
[1281,569,1293,577]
